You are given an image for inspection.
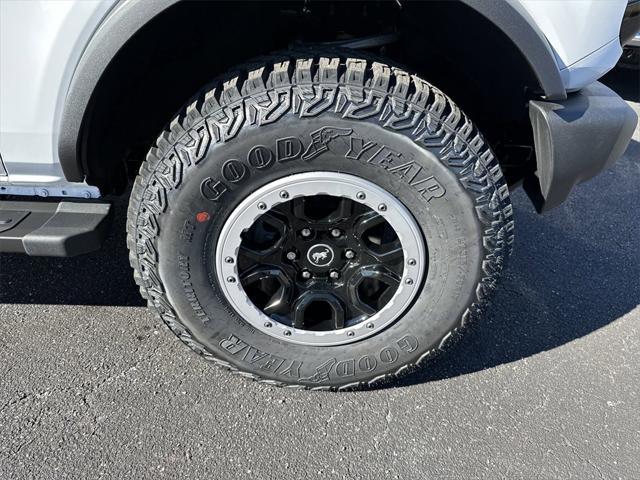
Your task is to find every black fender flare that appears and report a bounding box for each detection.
[58,0,566,182]
[460,0,566,99]
[58,0,180,182]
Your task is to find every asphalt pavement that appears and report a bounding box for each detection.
[0,69,638,479]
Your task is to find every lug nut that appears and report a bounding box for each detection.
[329,270,340,280]
[257,202,267,210]
[366,322,374,329]
[301,228,312,237]
[279,190,289,199]
[356,191,366,200]
[407,258,416,266]
[378,203,387,212]
[264,321,272,328]
[301,270,312,279]
[347,331,355,337]
[345,249,356,259]
[331,228,341,238]
[227,276,236,283]
[405,278,414,285]
[286,251,297,261]
[224,256,234,264]
[284,330,292,336]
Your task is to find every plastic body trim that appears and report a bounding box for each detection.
[524,81,637,212]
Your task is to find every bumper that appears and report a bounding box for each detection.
[524,81,637,212]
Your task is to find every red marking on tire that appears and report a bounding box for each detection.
[196,211,210,223]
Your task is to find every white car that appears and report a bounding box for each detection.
[0,0,637,389]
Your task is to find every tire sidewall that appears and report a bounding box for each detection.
[155,112,484,387]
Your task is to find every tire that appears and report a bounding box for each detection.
[127,53,514,390]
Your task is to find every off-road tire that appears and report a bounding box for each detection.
[127,53,514,390]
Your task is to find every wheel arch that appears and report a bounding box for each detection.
[459,0,566,101]
[58,0,566,191]
[57,0,180,183]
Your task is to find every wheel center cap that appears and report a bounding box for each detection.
[307,243,335,268]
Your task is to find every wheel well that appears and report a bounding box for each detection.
[81,0,541,192]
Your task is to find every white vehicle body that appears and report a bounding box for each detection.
[1,0,637,392]
[0,0,630,197]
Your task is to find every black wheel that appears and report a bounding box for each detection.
[127,53,513,390]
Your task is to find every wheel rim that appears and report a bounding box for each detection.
[215,172,426,346]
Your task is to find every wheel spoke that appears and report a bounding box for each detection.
[240,267,293,316]
[354,211,386,235]
[263,284,291,315]
[261,211,288,234]
[238,245,267,263]
[290,197,306,222]
[334,197,354,222]
[377,278,399,307]
[289,195,351,225]
[258,211,288,247]
[348,294,377,318]
[240,211,287,254]
[292,292,345,330]
[368,242,403,263]
[367,265,401,289]
[354,211,403,263]
[347,265,401,315]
